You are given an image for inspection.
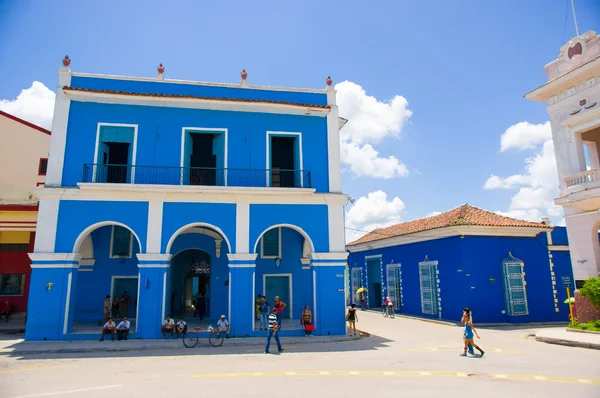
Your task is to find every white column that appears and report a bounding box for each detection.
[34,197,60,253]
[45,66,72,187]
[327,203,345,252]
[584,142,600,170]
[235,202,250,253]
[326,86,342,193]
[564,211,600,281]
[146,200,164,254]
[574,131,587,172]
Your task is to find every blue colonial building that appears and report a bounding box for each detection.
[26,58,348,340]
[347,204,574,324]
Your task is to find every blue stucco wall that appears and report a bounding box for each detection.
[70,76,328,106]
[55,200,148,253]
[347,233,574,324]
[551,226,569,245]
[62,100,330,191]
[162,202,236,253]
[73,226,140,321]
[255,228,313,320]
[250,204,329,253]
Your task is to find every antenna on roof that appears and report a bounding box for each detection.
[570,0,580,37]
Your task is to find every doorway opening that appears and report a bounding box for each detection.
[96,125,135,183]
[366,257,382,308]
[264,274,291,319]
[171,249,211,319]
[183,130,226,186]
[270,136,299,187]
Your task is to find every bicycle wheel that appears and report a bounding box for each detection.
[381,308,387,317]
[183,332,199,348]
[209,333,224,347]
[389,309,395,319]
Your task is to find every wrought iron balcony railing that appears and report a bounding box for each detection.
[82,164,312,189]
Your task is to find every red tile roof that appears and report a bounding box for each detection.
[347,204,552,246]
[0,110,51,135]
[62,86,331,109]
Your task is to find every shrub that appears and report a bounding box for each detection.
[579,277,600,309]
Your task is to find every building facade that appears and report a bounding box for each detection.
[26,59,348,340]
[346,205,574,324]
[0,110,51,314]
[525,30,600,286]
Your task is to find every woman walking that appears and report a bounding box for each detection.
[460,308,484,357]
[346,304,358,336]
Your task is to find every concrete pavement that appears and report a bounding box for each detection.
[535,327,600,350]
[0,311,598,398]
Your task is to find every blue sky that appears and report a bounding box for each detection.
[1,0,599,240]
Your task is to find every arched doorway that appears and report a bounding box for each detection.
[170,249,212,318]
[166,223,231,322]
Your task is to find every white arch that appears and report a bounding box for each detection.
[72,221,143,254]
[166,222,232,254]
[252,223,316,254]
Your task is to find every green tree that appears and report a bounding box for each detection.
[580,277,600,309]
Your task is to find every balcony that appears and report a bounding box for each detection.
[557,169,600,211]
[564,169,600,189]
[82,164,312,189]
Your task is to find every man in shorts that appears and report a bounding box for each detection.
[216,315,230,338]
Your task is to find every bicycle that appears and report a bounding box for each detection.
[382,305,395,318]
[182,326,224,348]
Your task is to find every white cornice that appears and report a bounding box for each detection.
[70,72,328,94]
[309,252,349,261]
[136,254,173,262]
[29,253,82,262]
[34,185,348,206]
[63,90,330,117]
[346,225,550,253]
[525,57,600,102]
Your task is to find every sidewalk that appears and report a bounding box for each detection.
[535,327,600,350]
[0,332,360,356]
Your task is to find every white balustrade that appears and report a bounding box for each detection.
[564,169,600,188]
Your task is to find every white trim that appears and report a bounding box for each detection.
[327,203,346,252]
[70,71,328,94]
[235,202,250,253]
[65,90,330,117]
[29,253,82,262]
[72,221,143,254]
[45,67,71,186]
[266,131,304,188]
[30,264,80,269]
[326,105,342,192]
[228,271,232,324]
[137,264,171,268]
[227,253,258,262]
[165,222,232,254]
[311,262,347,267]
[109,225,134,258]
[252,271,256,331]
[136,254,173,262]
[228,264,257,268]
[260,227,282,259]
[92,123,139,183]
[35,185,348,206]
[180,127,229,185]
[364,254,383,260]
[78,268,93,272]
[79,259,95,266]
[254,223,316,254]
[63,271,72,334]
[162,271,167,319]
[33,198,60,253]
[309,252,349,261]
[548,245,570,251]
[347,225,551,252]
[263,273,293,319]
[312,270,317,329]
[135,274,140,332]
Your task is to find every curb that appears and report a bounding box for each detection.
[0,335,359,356]
[534,336,600,350]
[566,328,600,335]
[393,314,457,327]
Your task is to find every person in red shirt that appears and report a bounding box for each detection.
[0,300,12,322]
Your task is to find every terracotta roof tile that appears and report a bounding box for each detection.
[62,86,331,109]
[347,204,552,246]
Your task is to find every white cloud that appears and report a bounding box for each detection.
[0,81,55,130]
[499,121,551,152]
[345,190,406,243]
[485,121,563,223]
[336,81,412,179]
[426,211,442,217]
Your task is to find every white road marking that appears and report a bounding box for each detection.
[253,373,264,376]
[577,379,592,384]
[383,371,394,375]
[12,385,122,398]
[534,376,547,380]
[456,373,468,378]
[420,372,431,376]
[494,374,507,378]
[349,371,360,375]
[319,371,330,375]
[285,372,296,375]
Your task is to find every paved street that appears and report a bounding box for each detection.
[0,311,599,398]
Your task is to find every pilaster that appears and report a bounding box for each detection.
[45,65,72,187]
[136,254,172,339]
[227,253,257,336]
[310,252,348,336]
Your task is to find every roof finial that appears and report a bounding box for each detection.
[157,63,165,74]
[62,55,71,67]
[326,76,333,86]
[240,69,248,87]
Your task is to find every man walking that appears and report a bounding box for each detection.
[265,308,283,354]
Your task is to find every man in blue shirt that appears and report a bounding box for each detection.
[116,316,130,341]
[259,295,270,331]
[265,308,284,354]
